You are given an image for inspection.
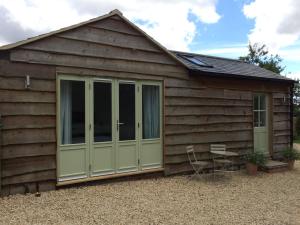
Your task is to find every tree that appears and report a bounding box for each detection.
[294,79,300,113]
[239,43,285,74]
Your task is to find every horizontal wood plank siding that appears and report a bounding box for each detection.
[0,14,292,195]
[61,26,160,52]
[0,60,56,80]
[2,170,56,186]
[0,60,56,194]
[23,36,176,65]
[9,18,187,81]
[2,128,56,146]
[0,75,55,92]
[10,49,186,79]
[2,143,56,159]
[0,103,55,116]
[0,116,2,194]
[0,90,55,103]
[163,78,253,174]
[2,116,56,130]
[164,76,291,175]
[90,17,143,36]
[1,16,187,195]
[2,156,56,178]
[272,91,291,156]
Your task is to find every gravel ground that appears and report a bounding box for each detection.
[0,162,300,225]
[293,143,300,152]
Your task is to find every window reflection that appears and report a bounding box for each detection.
[94,82,112,142]
[142,85,160,139]
[60,80,85,144]
[119,83,135,141]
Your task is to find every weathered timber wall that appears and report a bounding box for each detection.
[164,77,291,175]
[0,16,188,195]
[0,14,292,192]
[0,60,57,196]
[272,92,291,156]
[0,115,2,195]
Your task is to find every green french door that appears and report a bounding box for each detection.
[57,76,162,182]
[58,76,90,181]
[90,79,115,177]
[116,81,139,173]
[253,93,269,155]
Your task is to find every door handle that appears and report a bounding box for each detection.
[117,120,124,131]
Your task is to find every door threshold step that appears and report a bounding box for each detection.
[261,160,288,173]
[57,168,164,186]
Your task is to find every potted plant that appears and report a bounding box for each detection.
[282,148,300,170]
[244,152,267,175]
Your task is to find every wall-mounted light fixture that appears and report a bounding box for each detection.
[25,75,31,89]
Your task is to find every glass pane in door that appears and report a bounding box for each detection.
[260,111,266,127]
[94,82,112,142]
[254,111,259,127]
[254,95,259,110]
[259,95,266,110]
[119,83,135,141]
[142,85,160,139]
[60,80,85,144]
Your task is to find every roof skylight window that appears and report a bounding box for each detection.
[181,55,213,68]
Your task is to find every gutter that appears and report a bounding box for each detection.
[189,69,296,84]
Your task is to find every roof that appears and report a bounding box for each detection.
[172,51,294,83]
[0,9,187,68]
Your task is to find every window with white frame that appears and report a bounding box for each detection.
[253,94,266,127]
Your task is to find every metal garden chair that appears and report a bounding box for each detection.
[186,145,209,180]
[210,144,235,178]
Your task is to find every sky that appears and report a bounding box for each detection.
[0,0,299,79]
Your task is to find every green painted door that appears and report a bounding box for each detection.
[139,83,163,170]
[116,81,139,173]
[253,94,269,155]
[58,76,90,182]
[90,79,116,176]
[58,76,162,182]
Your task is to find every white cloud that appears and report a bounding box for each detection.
[243,0,300,52]
[198,46,248,55]
[285,71,300,80]
[0,0,221,51]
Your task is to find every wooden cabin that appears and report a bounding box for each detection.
[0,9,294,196]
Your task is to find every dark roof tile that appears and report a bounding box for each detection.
[172,50,293,82]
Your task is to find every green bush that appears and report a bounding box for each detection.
[244,152,267,166]
[282,148,300,160]
[296,116,300,137]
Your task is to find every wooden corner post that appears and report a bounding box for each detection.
[290,83,294,148]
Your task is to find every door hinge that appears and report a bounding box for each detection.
[89,83,91,90]
[138,159,140,165]
[138,122,140,128]
[89,123,92,130]
[137,86,140,92]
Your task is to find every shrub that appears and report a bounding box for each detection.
[296,116,300,137]
[282,148,300,161]
[244,151,267,166]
